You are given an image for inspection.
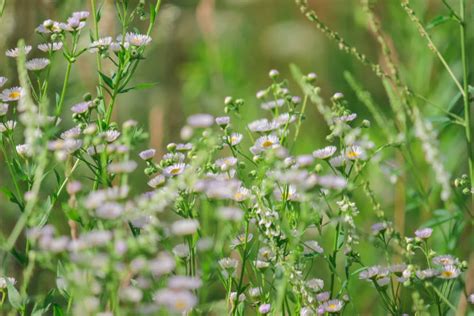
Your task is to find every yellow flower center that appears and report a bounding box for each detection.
[234,192,243,200]
[170,167,181,175]
[346,150,359,159]
[262,140,274,148]
[441,271,453,278]
[8,91,20,99]
[174,299,187,310]
[327,304,337,311]
[231,136,239,143]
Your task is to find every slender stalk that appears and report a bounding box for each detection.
[459,0,473,192]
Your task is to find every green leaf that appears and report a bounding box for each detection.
[426,15,453,29]
[99,71,114,89]
[0,0,6,18]
[6,279,23,310]
[119,81,158,94]
[53,304,65,316]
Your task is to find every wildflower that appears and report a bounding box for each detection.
[215,116,230,126]
[60,16,86,31]
[149,252,176,276]
[102,130,121,142]
[227,132,243,146]
[16,144,31,157]
[415,227,433,239]
[318,175,347,189]
[72,11,90,21]
[216,157,238,171]
[345,145,364,160]
[251,134,280,154]
[66,181,82,195]
[329,155,346,167]
[168,276,202,290]
[147,174,165,188]
[123,32,152,47]
[415,268,438,280]
[36,19,61,33]
[107,161,137,174]
[248,118,279,133]
[0,103,9,116]
[332,92,344,100]
[323,299,344,313]
[306,278,324,292]
[1,87,23,102]
[233,186,251,201]
[261,99,285,110]
[316,291,330,302]
[139,148,156,161]
[432,255,458,266]
[173,243,190,258]
[5,45,32,57]
[95,202,124,219]
[248,287,261,298]
[303,241,324,255]
[336,113,357,122]
[296,154,314,167]
[154,289,197,313]
[468,294,474,304]
[0,120,17,133]
[89,37,113,53]
[438,265,460,279]
[219,257,239,270]
[0,77,7,87]
[218,206,244,221]
[258,303,271,314]
[120,287,143,303]
[187,113,214,128]
[0,277,16,289]
[71,101,92,114]
[163,163,187,177]
[300,307,316,316]
[171,219,199,236]
[371,222,388,235]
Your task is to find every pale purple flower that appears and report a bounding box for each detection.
[0,103,9,116]
[139,148,156,161]
[38,42,64,52]
[258,304,271,314]
[171,219,199,236]
[5,45,32,58]
[323,299,344,313]
[1,87,23,102]
[0,77,7,87]
[71,101,92,114]
[187,113,214,128]
[415,227,433,239]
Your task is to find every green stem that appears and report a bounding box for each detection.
[459,0,473,194]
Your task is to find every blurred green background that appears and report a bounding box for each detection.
[1,0,472,314]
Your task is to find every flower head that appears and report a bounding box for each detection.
[6,45,32,58]
[1,87,24,102]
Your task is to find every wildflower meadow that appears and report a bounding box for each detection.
[0,0,473,315]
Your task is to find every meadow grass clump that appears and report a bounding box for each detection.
[0,0,473,315]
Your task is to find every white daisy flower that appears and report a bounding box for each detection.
[227,132,243,146]
[261,98,285,110]
[274,112,297,126]
[215,116,230,126]
[89,37,113,53]
[345,145,365,160]
[329,154,346,167]
[432,255,458,266]
[122,32,152,47]
[216,157,238,171]
[336,113,357,122]
[251,134,280,154]
[1,87,23,102]
[0,120,17,133]
[171,219,199,236]
[233,186,251,201]
[26,58,50,71]
[38,42,63,52]
[5,45,32,58]
[248,118,279,133]
[139,148,156,161]
[0,103,8,116]
[306,278,324,292]
[72,11,90,21]
[71,101,92,114]
[187,113,214,128]
[147,174,165,188]
[107,161,137,174]
[154,289,197,313]
[415,227,433,239]
[323,299,344,313]
[59,17,86,31]
[102,130,121,142]
[439,265,460,279]
[36,19,61,34]
[163,163,186,177]
[313,145,337,159]
[218,206,244,221]
[0,77,7,87]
